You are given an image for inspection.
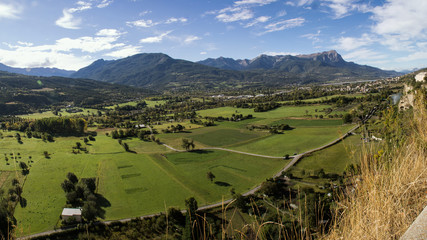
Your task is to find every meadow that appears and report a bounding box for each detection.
[4,132,288,236]
[4,103,355,236]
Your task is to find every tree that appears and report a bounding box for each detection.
[82,200,98,222]
[61,179,75,193]
[343,113,353,123]
[123,142,130,152]
[67,172,78,184]
[206,171,215,182]
[181,138,195,151]
[19,161,29,175]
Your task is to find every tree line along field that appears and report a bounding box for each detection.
[1,103,356,236]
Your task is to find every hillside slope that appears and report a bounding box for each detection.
[325,87,427,239]
[0,71,152,115]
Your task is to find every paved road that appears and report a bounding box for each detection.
[18,124,359,240]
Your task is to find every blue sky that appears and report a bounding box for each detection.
[0,0,426,71]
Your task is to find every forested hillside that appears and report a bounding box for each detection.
[0,71,152,115]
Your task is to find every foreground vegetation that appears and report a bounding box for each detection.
[325,93,427,239]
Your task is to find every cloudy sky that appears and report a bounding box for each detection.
[0,0,426,71]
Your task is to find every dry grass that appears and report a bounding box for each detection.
[323,95,427,240]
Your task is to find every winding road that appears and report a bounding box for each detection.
[18,124,359,240]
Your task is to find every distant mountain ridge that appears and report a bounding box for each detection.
[70,50,400,90]
[199,50,371,71]
[0,63,75,77]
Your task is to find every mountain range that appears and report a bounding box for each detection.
[71,50,399,89]
[0,63,75,77]
[0,50,400,90]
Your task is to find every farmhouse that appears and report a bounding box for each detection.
[61,208,82,222]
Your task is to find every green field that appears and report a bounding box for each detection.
[279,93,368,104]
[287,135,362,188]
[197,105,340,118]
[3,104,356,236]
[19,108,102,120]
[3,132,288,236]
[230,125,355,156]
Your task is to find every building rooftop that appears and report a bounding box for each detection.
[62,208,82,216]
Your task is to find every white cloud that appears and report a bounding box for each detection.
[184,36,201,44]
[397,52,427,63]
[0,32,130,70]
[216,8,254,22]
[69,1,92,13]
[200,51,207,55]
[56,9,82,29]
[0,2,22,19]
[126,19,157,28]
[96,29,124,37]
[343,48,388,61]
[140,31,172,43]
[234,0,277,6]
[301,30,321,44]
[322,0,370,19]
[17,41,33,47]
[334,34,374,51]
[263,51,299,56]
[245,16,271,27]
[286,0,314,7]
[371,0,427,39]
[55,1,96,29]
[0,47,94,70]
[97,0,113,8]
[165,17,187,24]
[262,17,305,34]
[277,10,287,17]
[139,10,151,16]
[104,45,142,58]
[53,36,124,53]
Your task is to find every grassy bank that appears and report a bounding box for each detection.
[324,96,427,239]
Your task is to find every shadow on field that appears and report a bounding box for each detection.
[96,193,111,208]
[191,150,214,154]
[214,181,231,187]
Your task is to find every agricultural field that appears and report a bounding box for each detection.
[2,131,289,236]
[197,105,344,119]
[105,100,166,109]
[287,135,363,188]
[19,108,102,120]
[279,93,368,104]
[19,100,166,120]
[1,103,356,236]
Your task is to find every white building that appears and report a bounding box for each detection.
[61,208,82,222]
